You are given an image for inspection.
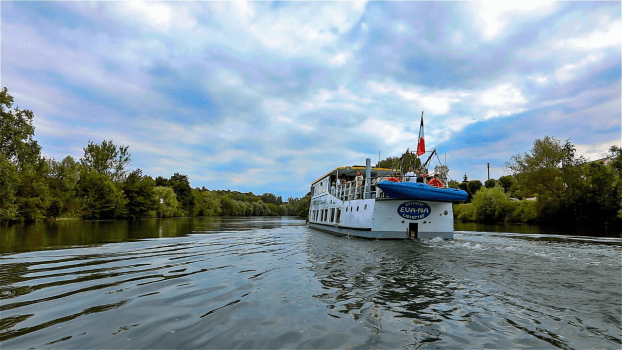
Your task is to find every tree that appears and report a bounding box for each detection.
[169,173,194,215]
[498,175,516,193]
[505,136,584,199]
[153,186,180,217]
[399,148,422,172]
[81,140,131,182]
[484,178,497,189]
[123,169,158,219]
[377,149,423,171]
[467,180,483,201]
[377,156,400,169]
[458,182,468,193]
[448,180,459,189]
[608,145,622,173]
[261,193,282,205]
[0,154,19,224]
[1,87,41,170]
[77,169,126,219]
[155,176,170,187]
[52,156,82,217]
[463,173,468,182]
[15,168,51,221]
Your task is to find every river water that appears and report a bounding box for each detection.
[1,217,620,349]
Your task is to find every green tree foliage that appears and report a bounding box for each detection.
[458,182,468,193]
[0,167,18,220]
[469,187,513,224]
[448,180,459,189]
[484,178,497,189]
[0,87,42,170]
[0,154,19,223]
[192,188,224,216]
[153,186,180,218]
[537,159,622,233]
[14,157,55,222]
[15,170,51,222]
[505,136,584,199]
[81,140,131,182]
[458,180,483,202]
[49,156,82,217]
[286,194,311,218]
[377,150,422,171]
[467,180,483,195]
[399,148,422,172]
[454,193,537,224]
[123,169,158,219]
[498,175,516,193]
[168,173,195,215]
[377,156,400,169]
[260,193,283,205]
[77,169,126,220]
[155,176,170,187]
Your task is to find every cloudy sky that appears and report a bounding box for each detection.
[2,1,620,199]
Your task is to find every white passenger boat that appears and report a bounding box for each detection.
[307,158,465,239]
[308,112,466,239]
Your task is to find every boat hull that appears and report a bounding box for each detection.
[309,222,453,240]
[308,196,454,240]
[377,181,467,202]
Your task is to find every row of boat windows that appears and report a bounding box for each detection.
[311,208,341,224]
[310,204,370,224]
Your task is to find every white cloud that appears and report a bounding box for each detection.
[557,20,622,50]
[329,52,351,66]
[356,118,410,145]
[553,54,604,82]
[366,80,463,115]
[473,1,558,40]
[575,139,621,161]
[206,1,368,61]
[478,83,528,119]
[108,1,197,31]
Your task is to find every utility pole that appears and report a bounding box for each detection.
[487,163,490,180]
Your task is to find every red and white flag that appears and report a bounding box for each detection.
[417,113,425,156]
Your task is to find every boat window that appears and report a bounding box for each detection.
[364,204,367,210]
[357,206,359,211]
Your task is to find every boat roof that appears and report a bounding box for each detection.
[311,166,397,186]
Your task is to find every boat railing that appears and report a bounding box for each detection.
[334,176,452,202]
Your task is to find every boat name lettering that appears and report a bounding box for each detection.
[397,201,431,220]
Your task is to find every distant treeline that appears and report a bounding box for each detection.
[1,87,310,226]
[451,136,622,235]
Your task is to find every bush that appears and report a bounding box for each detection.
[454,203,474,221]
[509,200,538,223]
[470,187,512,223]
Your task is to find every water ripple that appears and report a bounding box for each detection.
[0,218,620,349]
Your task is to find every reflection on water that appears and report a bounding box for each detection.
[0,217,303,254]
[0,217,621,349]
[0,218,193,254]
